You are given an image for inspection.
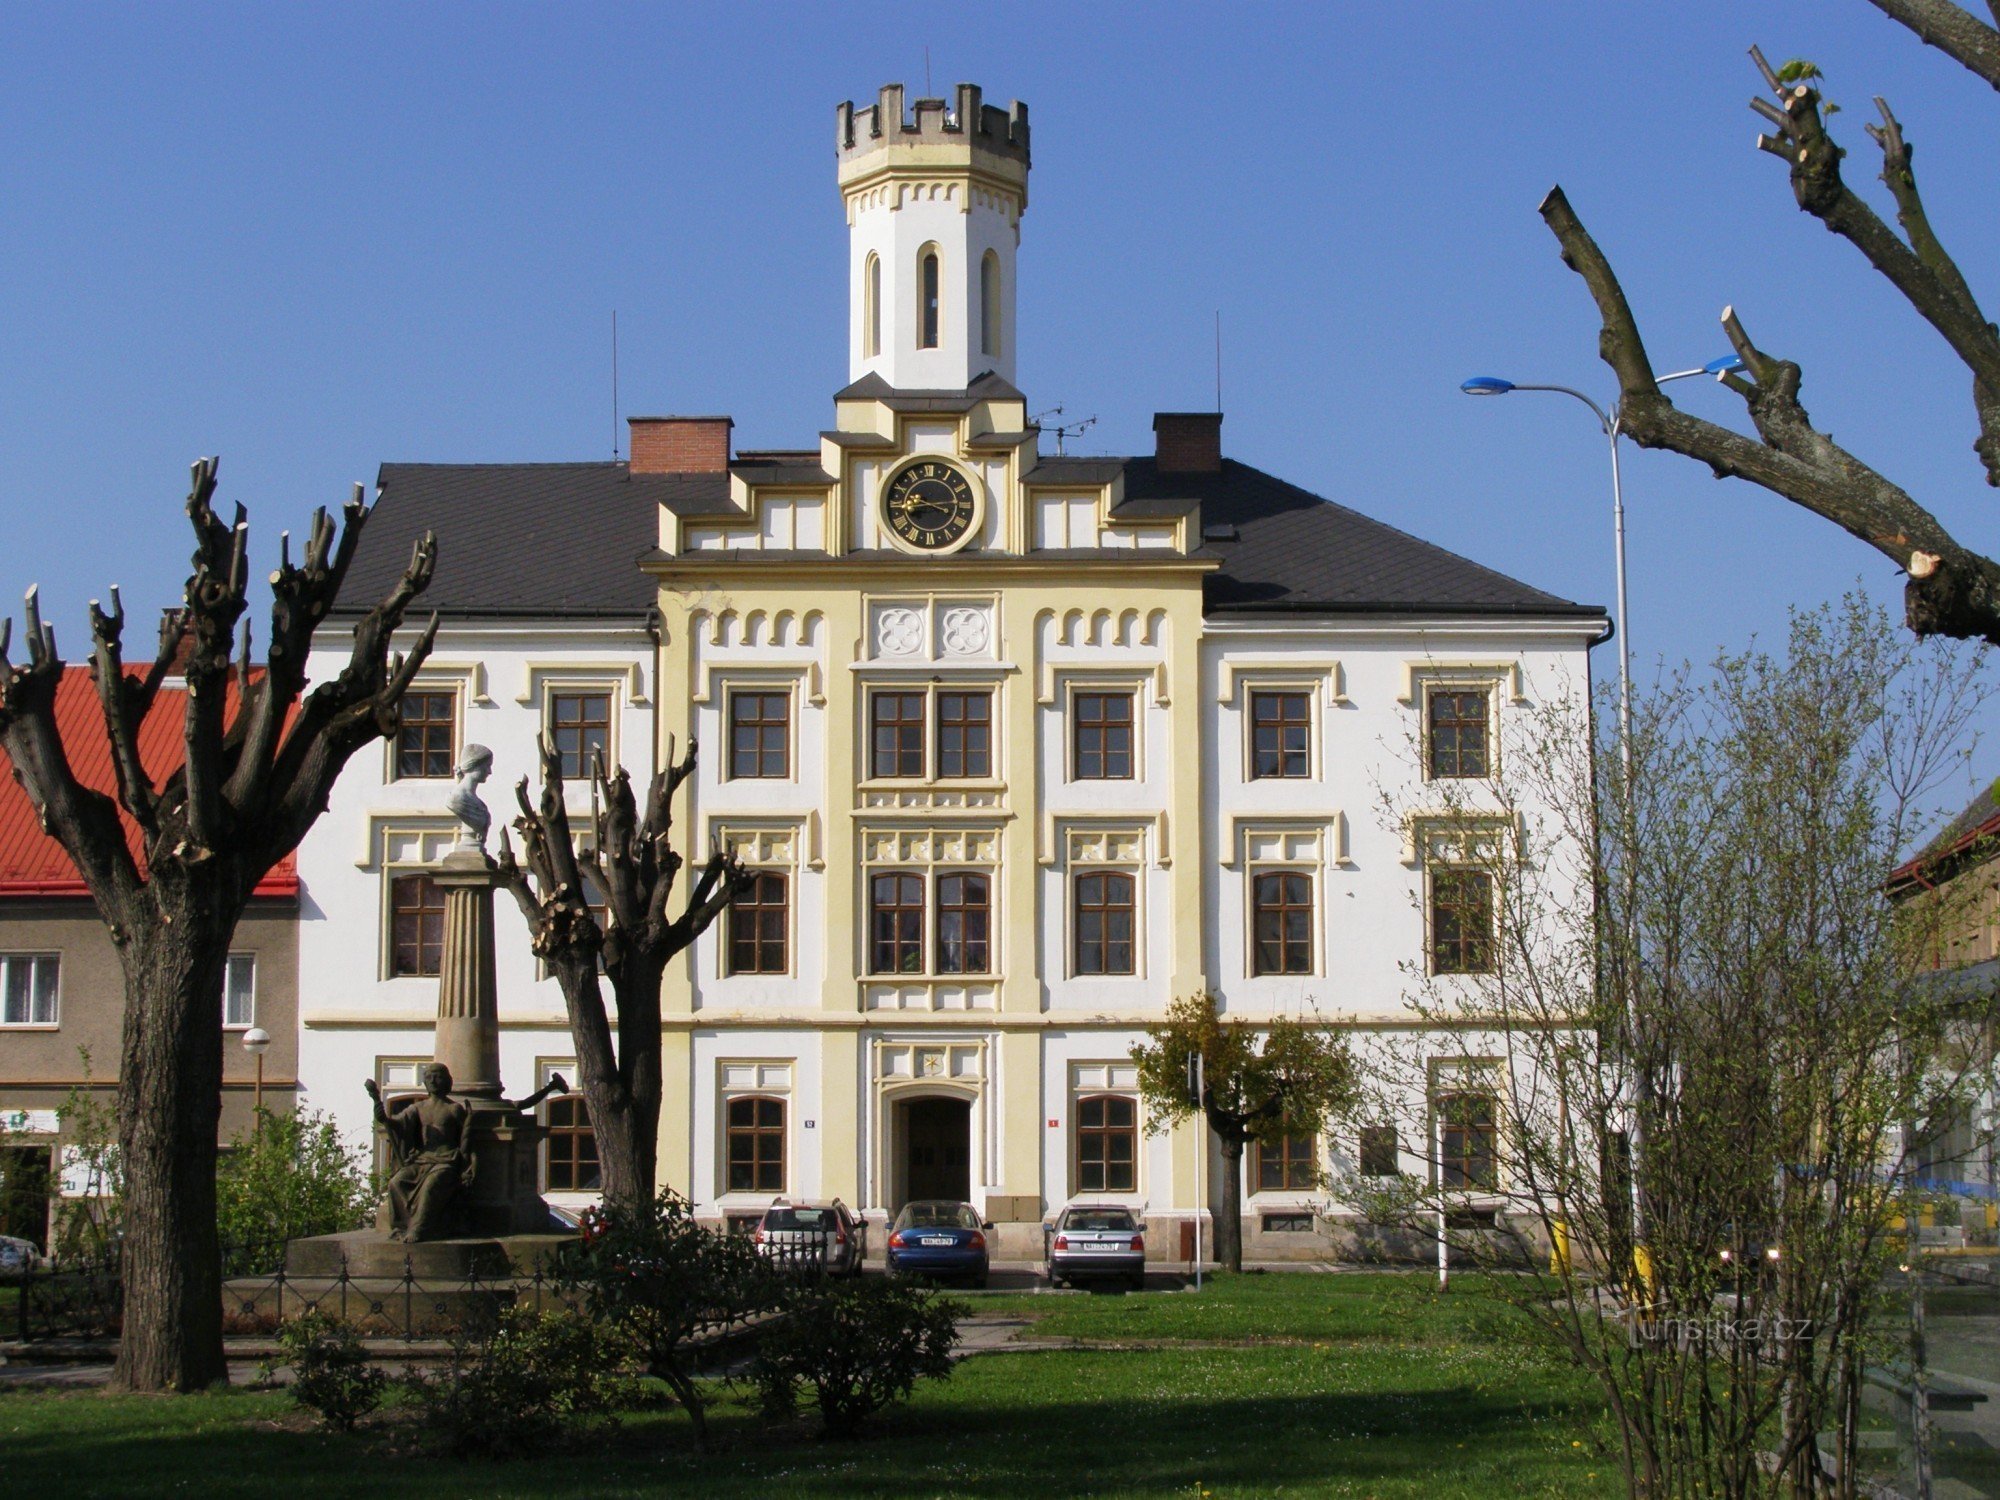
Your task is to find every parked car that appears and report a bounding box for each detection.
[0,1235,45,1274]
[753,1199,865,1276]
[886,1200,991,1287]
[1046,1204,1146,1290]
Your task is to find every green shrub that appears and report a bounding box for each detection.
[217,1108,376,1274]
[752,1276,960,1437]
[273,1312,385,1431]
[555,1191,776,1448]
[403,1306,636,1458]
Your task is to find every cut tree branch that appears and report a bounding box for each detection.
[1865,0,2000,90]
[1539,185,2000,644]
[1745,49,2000,484]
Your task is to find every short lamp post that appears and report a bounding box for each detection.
[241,1026,271,1132]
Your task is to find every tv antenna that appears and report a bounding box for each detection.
[1032,404,1098,457]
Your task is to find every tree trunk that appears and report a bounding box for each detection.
[110,895,230,1391]
[1213,1128,1245,1274]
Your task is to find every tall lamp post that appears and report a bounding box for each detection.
[1458,356,1741,790]
[241,1026,271,1137]
[1457,358,1739,1275]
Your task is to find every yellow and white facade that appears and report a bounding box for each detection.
[297,81,1608,1260]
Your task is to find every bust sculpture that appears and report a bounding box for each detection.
[446,744,494,849]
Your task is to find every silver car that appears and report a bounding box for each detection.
[1047,1204,1146,1289]
[752,1199,866,1276]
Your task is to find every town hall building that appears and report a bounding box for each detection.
[295,83,1606,1259]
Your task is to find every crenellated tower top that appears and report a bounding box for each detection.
[835,83,1030,392]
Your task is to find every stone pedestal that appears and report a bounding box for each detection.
[431,846,502,1098]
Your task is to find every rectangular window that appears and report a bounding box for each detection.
[396,691,456,780]
[544,1094,600,1192]
[727,872,789,975]
[1074,871,1136,976]
[1427,689,1491,779]
[1250,691,1311,779]
[935,691,992,778]
[1074,1094,1138,1193]
[223,953,256,1029]
[1359,1124,1400,1178]
[935,872,990,975]
[728,691,790,780]
[1439,1093,1499,1190]
[549,691,611,781]
[0,955,59,1026]
[1430,868,1495,975]
[1251,871,1313,975]
[1262,1212,1314,1234]
[1254,1132,1318,1192]
[726,1095,786,1193]
[870,691,926,779]
[869,872,926,974]
[390,873,447,978]
[1072,691,1134,780]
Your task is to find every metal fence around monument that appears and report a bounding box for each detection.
[4,1236,836,1345]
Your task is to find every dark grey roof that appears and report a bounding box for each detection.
[834,370,1025,410]
[338,453,1602,624]
[1140,459,1600,617]
[334,464,658,619]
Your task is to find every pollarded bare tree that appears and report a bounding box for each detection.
[1540,1,2000,642]
[495,736,750,1209]
[0,458,437,1392]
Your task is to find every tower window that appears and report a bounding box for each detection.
[980,251,1000,357]
[864,253,881,359]
[919,247,940,349]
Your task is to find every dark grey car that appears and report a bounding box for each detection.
[1046,1204,1146,1289]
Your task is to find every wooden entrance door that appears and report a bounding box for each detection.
[902,1097,971,1204]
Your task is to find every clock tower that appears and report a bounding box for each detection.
[837,84,1029,392]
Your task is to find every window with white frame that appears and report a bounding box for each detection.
[1426,686,1493,780]
[1415,820,1510,978]
[1249,689,1312,779]
[1071,1062,1141,1194]
[548,689,612,781]
[719,1060,792,1196]
[1065,825,1146,978]
[394,690,459,780]
[377,823,460,980]
[223,953,255,1029]
[0,955,59,1026]
[859,826,999,979]
[1071,689,1136,780]
[865,685,995,782]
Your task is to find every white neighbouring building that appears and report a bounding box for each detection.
[295,82,1607,1260]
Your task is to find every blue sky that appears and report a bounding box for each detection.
[4,2,1995,799]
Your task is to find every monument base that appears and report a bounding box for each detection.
[283,1228,572,1280]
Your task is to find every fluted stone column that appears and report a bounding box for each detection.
[431,846,502,1099]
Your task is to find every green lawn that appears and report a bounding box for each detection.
[0,1273,1622,1498]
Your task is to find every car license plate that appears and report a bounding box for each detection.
[921,1236,954,1247]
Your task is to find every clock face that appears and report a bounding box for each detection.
[883,462,978,551]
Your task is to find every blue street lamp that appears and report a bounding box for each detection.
[1458,356,1742,782]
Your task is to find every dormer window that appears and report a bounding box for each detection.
[980,251,1000,357]
[919,246,940,349]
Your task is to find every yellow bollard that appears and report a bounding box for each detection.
[1549,1220,1570,1276]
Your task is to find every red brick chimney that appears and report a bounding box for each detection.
[1153,412,1222,474]
[628,415,733,474]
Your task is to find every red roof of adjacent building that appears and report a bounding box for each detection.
[0,666,298,899]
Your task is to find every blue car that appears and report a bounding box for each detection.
[886,1200,991,1287]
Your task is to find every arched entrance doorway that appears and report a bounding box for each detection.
[892,1094,972,1209]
